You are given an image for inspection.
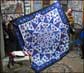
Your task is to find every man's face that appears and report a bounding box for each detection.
[67,8,72,14]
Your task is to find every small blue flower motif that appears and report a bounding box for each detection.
[20,20,23,23]
[35,13,42,18]
[33,17,39,24]
[45,14,52,22]
[23,18,26,22]
[39,15,45,22]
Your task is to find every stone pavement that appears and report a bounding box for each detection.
[3,50,84,73]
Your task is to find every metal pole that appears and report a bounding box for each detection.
[0,3,3,73]
[0,1,5,73]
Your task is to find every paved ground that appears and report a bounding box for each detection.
[2,50,84,73]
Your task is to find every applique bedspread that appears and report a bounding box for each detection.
[12,1,69,72]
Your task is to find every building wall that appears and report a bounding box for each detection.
[83,1,84,26]
[68,0,83,29]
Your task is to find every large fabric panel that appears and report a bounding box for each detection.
[12,1,69,72]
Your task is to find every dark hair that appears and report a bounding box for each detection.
[8,21,13,31]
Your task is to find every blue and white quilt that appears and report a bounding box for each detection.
[12,1,69,72]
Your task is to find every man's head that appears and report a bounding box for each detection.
[66,8,72,15]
